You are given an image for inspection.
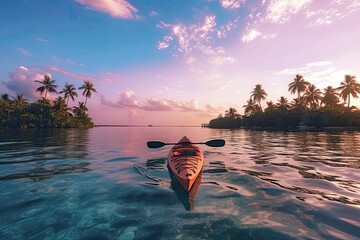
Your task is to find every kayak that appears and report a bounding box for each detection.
[168,136,204,191]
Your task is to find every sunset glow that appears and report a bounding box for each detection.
[1,0,360,125]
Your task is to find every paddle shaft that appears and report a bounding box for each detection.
[147,139,225,148]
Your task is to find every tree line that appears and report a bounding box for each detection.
[209,74,360,129]
[1,75,97,129]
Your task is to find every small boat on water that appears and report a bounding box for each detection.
[147,137,224,192]
[167,136,204,191]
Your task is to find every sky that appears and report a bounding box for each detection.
[1,0,360,126]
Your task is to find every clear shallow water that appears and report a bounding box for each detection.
[0,127,359,240]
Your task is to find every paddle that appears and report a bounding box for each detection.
[147,139,225,148]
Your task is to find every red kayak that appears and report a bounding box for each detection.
[167,136,204,191]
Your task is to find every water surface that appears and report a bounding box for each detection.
[0,127,359,239]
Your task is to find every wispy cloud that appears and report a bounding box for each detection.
[220,0,246,9]
[17,48,31,56]
[157,15,219,56]
[275,61,332,75]
[306,0,360,26]
[274,60,350,88]
[47,66,96,81]
[157,15,237,55]
[157,15,239,65]
[266,0,312,24]
[35,37,50,43]
[209,56,236,65]
[99,71,126,82]
[217,17,240,38]
[149,11,158,17]
[52,56,85,66]
[242,29,261,42]
[74,0,138,19]
[241,0,360,43]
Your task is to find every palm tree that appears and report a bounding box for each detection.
[243,98,258,116]
[266,101,275,108]
[34,75,58,100]
[291,96,306,110]
[53,96,69,113]
[250,84,267,111]
[322,86,339,109]
[1,94,10,101]
[79,80,97,106]
[73,102,88,117]
[225,107,239,119]
[60,83,78,105]
[265,101,275,111]
[288,74,309,100]
[276,96,291,110]
[12,94,28,107]
[337,75,360,107]
[303,84,322,110]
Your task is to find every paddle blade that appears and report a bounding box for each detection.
[147,141,166,148]
[204,139,225,147]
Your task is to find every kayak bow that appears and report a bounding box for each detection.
[168,136,204,191]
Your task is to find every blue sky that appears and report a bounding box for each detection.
[1,0,360,125]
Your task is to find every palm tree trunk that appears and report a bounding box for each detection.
[67,97,69,106]
[348,96,350,108]
[44,89,48,100]
[85,97,88,106]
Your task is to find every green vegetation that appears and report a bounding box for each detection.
[208,74,360,130]
[1,75,96,129]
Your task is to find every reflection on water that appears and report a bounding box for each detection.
[0,129,90,182]
[237,131,360,206]
[0,127,360,239]
[169,171,202,211]
[0,162,91,182]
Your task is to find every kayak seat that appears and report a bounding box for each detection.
[173,150,198,156]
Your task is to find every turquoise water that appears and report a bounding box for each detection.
[0,127,359,239]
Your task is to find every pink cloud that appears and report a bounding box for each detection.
[101,91,172,111]
[5,66,51,100]
[204,103,223,113]
[75,0,138,19]
[4,65,97,100]
[101,91,205,112]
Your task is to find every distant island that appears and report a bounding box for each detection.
[207,74,360,130]
[0,75,96,129]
